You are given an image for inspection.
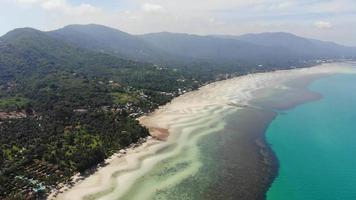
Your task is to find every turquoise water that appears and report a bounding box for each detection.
[267,74,356,200]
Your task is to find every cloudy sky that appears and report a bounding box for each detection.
[0,0,355,46]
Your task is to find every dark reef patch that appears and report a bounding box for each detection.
[204,74,328,200]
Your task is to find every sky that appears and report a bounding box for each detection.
[0,0,355,46]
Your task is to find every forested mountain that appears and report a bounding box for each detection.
[0,27,198,91]
[49,24,356,67]
[0,27,137,85]
[139,32,299,66]
[142,31,356,64]
[49,24,175,63]
[0,24,355,199]
[218,32,356,59]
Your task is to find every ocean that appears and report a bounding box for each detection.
[266,74,356,199]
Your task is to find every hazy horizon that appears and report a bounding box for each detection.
[0,0,355,46]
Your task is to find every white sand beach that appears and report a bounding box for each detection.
[52,63,355,200]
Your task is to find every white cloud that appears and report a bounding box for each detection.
[16,0,41,3]
[141,3,165,13]
[314,21,332,29]
[14,0,100,16]
[308,0,356,13]
[268,1,295,10]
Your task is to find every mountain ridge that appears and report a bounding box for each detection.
[48,24,356,65]
[2,24,355,68]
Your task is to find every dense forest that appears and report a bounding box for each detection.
[0,26,352,199]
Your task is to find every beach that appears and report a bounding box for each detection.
[52,62,355,200]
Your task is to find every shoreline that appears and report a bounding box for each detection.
[52,62,355,200]
[47,136,161,199]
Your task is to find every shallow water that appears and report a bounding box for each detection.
[267,74,356,200]
[59,63,356,200]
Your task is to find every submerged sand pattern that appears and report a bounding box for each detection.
[53,63,355,200]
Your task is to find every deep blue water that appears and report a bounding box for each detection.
[267,74,356,199]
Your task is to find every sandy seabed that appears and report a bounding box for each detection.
[52,62,355,200]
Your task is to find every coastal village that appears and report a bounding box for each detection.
[0,76,195,198]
